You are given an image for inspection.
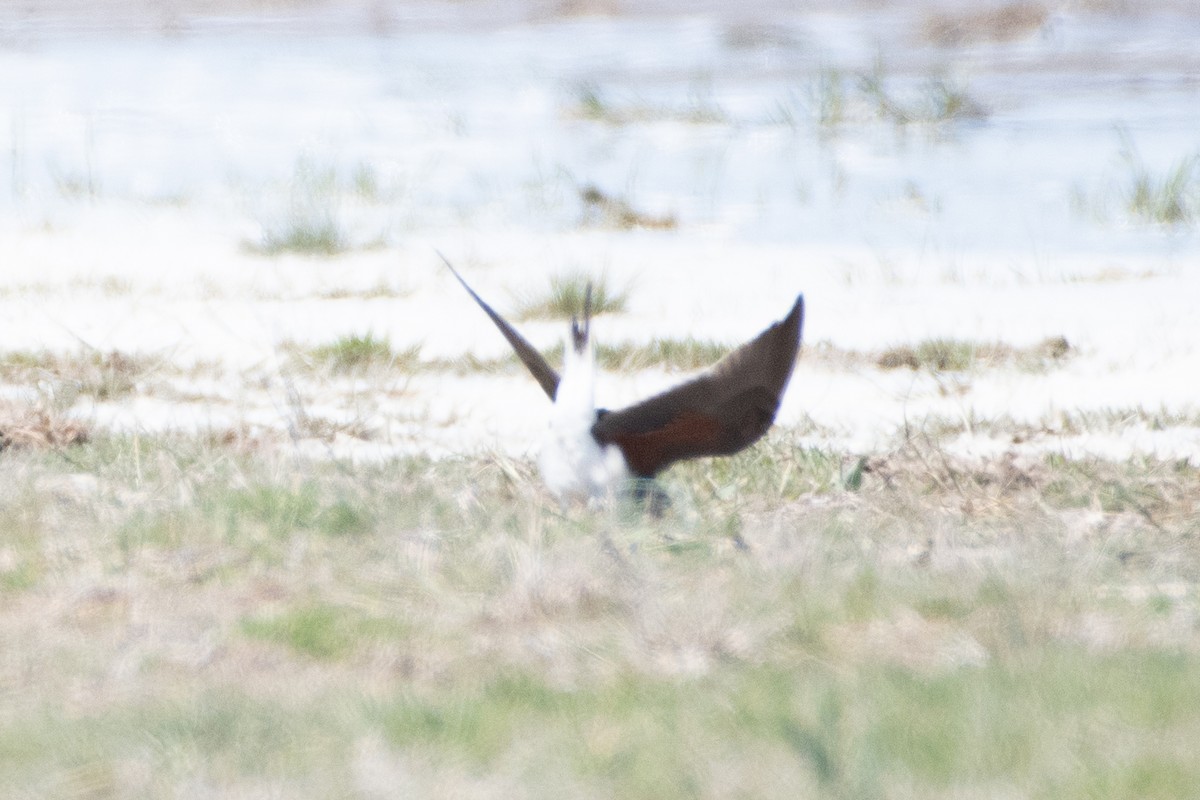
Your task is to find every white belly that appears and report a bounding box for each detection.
[538,413,630,502]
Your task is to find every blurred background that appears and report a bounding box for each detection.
[1,0,1198,456]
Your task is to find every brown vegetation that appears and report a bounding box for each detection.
[580,185,678,230]
[921,2,1049,46]
[0,403,89,452]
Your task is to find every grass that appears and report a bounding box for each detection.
[575,82,610,121]
[1126,154,1199,227]
[570,81,727,126]
[0,431,1198,796]
[859,65,988,128]
[250,159,351,256]
[597,338,732,371]
[875,335,1071,373]
[811,67,848,129]
[242,602,406,660]
[515,271,630,321]
[1081,136,1200,228]
[438,338,733,378]
[288,331,737,379]
[793,62,988,133]
[437,334,1071,380]
[315,279,411,301]
[0,275,133,299]
[257,217,347,256]
[300,332,421,374]
[0,348,152,402]
[215,482,375,539]
[897,406,1200,450]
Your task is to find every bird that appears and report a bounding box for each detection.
[440,254,804,507]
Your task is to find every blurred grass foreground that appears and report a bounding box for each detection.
[2,432,1199,797]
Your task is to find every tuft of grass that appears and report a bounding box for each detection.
[258,222,347,256]
[575,82,610,121]
[786,61,988,133]
[304,333,420,374]
[252,160,350,256]
[913,339,977,372]
[242,604,356,660]
[241,603,403,660]
[1126,154,1199,226]
[860,64,988,127]
[1079,136,1199,228]
[877,339,986,372]
[924,77,990,123]
[516,271,630,321]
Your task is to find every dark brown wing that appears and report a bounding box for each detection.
[591,294,804,477]
[439,252,560,401]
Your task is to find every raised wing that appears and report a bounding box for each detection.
[591,294,804,477]
[440,253,560,401]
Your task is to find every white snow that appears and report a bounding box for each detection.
[1,1,1198,466]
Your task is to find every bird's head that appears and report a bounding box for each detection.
[569,283,593,354]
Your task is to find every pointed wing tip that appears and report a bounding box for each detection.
[435,250,470,288]
[436,252,562,403]
[781,293,805,345]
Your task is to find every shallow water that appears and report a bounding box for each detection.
[0,2,1198,462]
[3,3,1197,269]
